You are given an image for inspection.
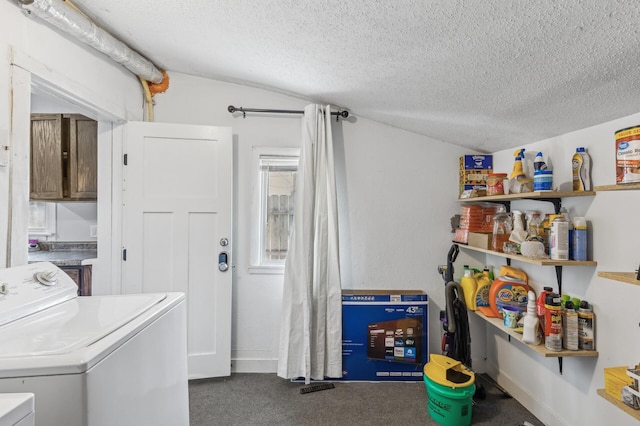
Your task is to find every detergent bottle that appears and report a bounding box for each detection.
[510,149,526,180]
[460,268,478,310]
[533,152,547,171]
[572,147,592,191]
[473,268,493,308]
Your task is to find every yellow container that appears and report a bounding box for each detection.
[604,366,635,401]
[423,354,475,388]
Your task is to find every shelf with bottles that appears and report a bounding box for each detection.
[457,244,597,267]
[474,310,598,358]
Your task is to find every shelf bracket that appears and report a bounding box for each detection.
[537,197,562,214]
[554,265,563,295]
[559,357,563,374]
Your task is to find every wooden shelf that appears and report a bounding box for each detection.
[458,190,596,203]
[598,272,640,286]
[595,183,640,191]
[474,310,599,358]
[597,389,640,420]
[457,244,597,267]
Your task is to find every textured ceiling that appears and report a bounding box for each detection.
[62,1,640,152]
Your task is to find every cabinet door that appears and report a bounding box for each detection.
[30,114,65,200]
[60,266,82,295]
[68,114,98,199]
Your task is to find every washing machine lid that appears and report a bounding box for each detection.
[0,293,167,358]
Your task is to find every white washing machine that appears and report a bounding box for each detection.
[0,262,189,426]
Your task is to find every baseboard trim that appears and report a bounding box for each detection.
[486,363,566,426]
[232,358,278,373]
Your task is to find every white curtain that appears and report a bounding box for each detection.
[277,104,342,384]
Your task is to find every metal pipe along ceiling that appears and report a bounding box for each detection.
[19,0,163,83]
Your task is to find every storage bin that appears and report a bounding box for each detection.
[604,366,635,401]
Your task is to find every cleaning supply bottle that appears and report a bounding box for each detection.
[534,152,547,171]
[510,148,526,180]
[572,147,592,191]
[522,291,541,345]
[578,300,595,350]
[460,267,478,310]
[536,286,553,343]
[562,300,579,350]
[473,268,493,308]
[572,217,588,261]
[544,293,562,352]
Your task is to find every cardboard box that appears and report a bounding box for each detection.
[459,155,493,195]
[340,290,429,382]
[467,232,493,250]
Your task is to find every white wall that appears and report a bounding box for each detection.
[153,73,468,372]
[463,115,640,425]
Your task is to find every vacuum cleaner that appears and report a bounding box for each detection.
[437,244,485,399]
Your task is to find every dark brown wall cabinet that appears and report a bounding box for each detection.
[30,114,98,201]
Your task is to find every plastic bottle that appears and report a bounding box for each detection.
[572,147,592,191]
[473,268,492,308]
[536,286,553,343]
[510,210,527,245]
[460,267,478,311]
[527,213,543,239]
[510,149,526,180]
[534,152,547,171]
[562,300,579,350]
[578,300,595,350]
[572,217,588,261]
[522,290,541,345]
[544,293,562,352]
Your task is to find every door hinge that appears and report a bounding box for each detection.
[123,153,128,165]
[122,248,127,261]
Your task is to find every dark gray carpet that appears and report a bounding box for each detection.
[189,373,544,425]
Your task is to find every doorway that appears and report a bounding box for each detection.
[9,64,123,295]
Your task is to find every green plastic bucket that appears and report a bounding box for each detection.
[423,374,475,426]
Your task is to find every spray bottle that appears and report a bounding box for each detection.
[510,148,526,180]
[522,291,541,345]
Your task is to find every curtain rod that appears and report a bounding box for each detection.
[227,105,349,120]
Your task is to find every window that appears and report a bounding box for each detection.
[28,202,56,237]
[250,147,299,274]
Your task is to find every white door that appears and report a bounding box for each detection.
[121,121,233,379]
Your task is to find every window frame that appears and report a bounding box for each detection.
[249,146,300,274]
[28,202,56,237]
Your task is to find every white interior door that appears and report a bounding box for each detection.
[121,121,232,379]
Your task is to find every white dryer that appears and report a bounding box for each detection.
[0,262,189,426]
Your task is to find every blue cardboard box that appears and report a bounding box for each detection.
[340,290,428,382]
